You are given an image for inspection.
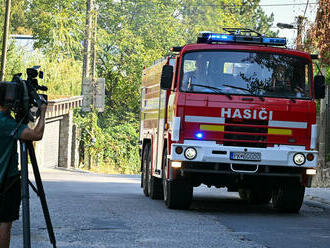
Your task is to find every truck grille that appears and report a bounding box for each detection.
[224,118,268,148]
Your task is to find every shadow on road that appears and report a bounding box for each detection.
[191,195,275,214]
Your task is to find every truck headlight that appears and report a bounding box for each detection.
[293,153,306,165]
[184,147,197,160]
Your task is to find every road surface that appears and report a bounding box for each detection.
[10,169,330,248]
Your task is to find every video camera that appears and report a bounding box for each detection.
[0,66,48,124]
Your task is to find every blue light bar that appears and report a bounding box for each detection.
[262,37,287,46]
[208,34,235,42]
[199,32,287,46]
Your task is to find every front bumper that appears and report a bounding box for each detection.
[170,140,318,168]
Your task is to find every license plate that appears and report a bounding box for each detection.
[230,152,261,161]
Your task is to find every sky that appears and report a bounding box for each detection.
[259,0,318,47]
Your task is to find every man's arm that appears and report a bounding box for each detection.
[20,104,47,141]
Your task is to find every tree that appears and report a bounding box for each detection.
[25,0,86,60]
[305,0,329,65]
[233,0,276,36]
[97,0,186,116]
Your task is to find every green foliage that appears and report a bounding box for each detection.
[326,66,330,85]
[0,0,29,34]
[233,0,277,36]
[40,58,82,97]
[5,43,26,80]
[4,45,81,97]
[25,0,86,60]
[74,109,140,174]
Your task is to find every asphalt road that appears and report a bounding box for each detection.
[10,169,330,248]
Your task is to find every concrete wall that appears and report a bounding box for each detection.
[35,96,82,169]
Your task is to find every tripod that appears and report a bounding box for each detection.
[20,140,56,248]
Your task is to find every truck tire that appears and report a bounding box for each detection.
[272,182,305,213]
[143,144,163,199]
[142,145,150,197]
[149,176,163,200]
[162,147,192,209]
[164,180,193,209]
[246,188,272,204]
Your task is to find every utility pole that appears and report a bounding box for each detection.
[91,4,99,81]
[82,0,93,80]
[82,0,94,112]
[0,0,12,81]
[296,15,305,50]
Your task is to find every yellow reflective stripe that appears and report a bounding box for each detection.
[268,128,292,135]
[143,112,158,120]
[200,125,224,132]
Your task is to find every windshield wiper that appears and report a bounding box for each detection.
[222,84,265,102]
[189,84,232,99]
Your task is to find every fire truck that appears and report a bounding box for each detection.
[139,28,325,212]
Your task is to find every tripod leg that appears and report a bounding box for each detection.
[26,141,56,248]
[20,141,31,248]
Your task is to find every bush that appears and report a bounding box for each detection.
[74,109,140,174]
[5,44,81,98]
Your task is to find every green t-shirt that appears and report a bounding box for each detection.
[0,111,27,184]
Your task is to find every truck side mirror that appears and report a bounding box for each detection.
[160,65,173,90]
[314,75,325,99]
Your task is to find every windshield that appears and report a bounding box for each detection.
[180,51,311,99]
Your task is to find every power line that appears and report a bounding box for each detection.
[303,0,310,17]
[121,1,319,8]
[194,3,318,7]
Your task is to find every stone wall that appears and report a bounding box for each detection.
[312,86,330,187]
[313,164,330,187]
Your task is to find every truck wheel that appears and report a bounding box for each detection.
[148,142,163,200]
[162,148,192,209]
[272,182,305,213]
[165,180,193,209]
[149,176,163,200]
[142,145,150,197]
[143,143,163,200]
[246,188,272,204]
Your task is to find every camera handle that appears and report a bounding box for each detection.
[20,140,56,248]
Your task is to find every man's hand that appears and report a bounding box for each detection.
[20,104,47,141]
[40,104,47,117]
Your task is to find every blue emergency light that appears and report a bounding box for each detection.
[208,34,235,42]
[198,30,286,46]
[262,37,286,45]
[195,132,204,139]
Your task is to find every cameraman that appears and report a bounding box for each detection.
[0,101,47,248]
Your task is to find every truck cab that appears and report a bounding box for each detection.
[140,28,325,212]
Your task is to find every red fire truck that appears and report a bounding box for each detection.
[139,28,325,212]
